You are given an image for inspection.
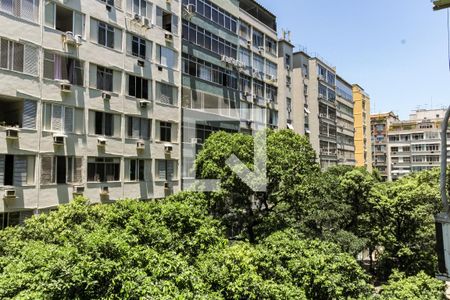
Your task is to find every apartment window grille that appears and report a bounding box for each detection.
[128,75,149,99]
[43,51,83,85]
[156,82,177,105]
[87,157,120,182]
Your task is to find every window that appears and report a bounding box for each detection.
[265,37,276,55]
[266,61,277,80]
[130,35,146,59]
[132,0,148,17]
[91,111,117,136]
[0,38,39,76]
[252,29,263,48]
[128,159,145,181]
[253,55,264,75]
[156,82,177,105]
[1,0,39,22]
[182,20,237,58]
[127,116,151,140]
[285,54,291,67]
[156,45,177,69]
[239,48,251,69]
[0,155,35,186]
[159,121,172,142]
[156,6,178,33]
[239,75,251,94]
[0,99,37,129]
[40,156,82,184]
[156,159,177,180]
[43,103,75,133]
[182,53,237,89]
[87,157,120,182]
[45,2,83,36]
[98,21,115,49]
[128,75,149,99]
[239,21,250,40]
[182,0,237,33]
[266,85,277,103]
[43,51,84,85]
[253,80,264,98]
[96,66,113,92]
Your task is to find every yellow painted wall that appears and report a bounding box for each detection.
[352,85,372,172]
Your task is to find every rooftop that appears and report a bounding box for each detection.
[239,0,277,31]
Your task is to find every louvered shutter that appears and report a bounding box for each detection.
[64,107,73,133]
[24,44,38,76]
[133,117,140,138]
[73,157,83,183]
[158,160,166,180]
[22,100,37,129]
[21,0,34,22]
[0,155,4,185]
[167,160,174,180]
[40,156,54,185]
[52,105,62,131]
[13,156,27,186]
[171,15,178,34]
[0,39,8,69]
[13,42,24,72]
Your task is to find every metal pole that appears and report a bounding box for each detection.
[441,106,450,211]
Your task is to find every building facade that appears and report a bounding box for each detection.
[371,112,398,180]
[353,84,372,172]
[388,109,450,181]
[336,76,355,166]
[0,0,184,226]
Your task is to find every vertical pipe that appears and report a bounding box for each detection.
[441,106,450,211]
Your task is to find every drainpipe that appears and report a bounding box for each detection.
[441,106,450,211]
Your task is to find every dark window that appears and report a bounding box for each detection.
[160,122,172,142]
[4,155,14,186]
[128,75,149,99]
[87,158,120,182]
[56,156,66,184]
[96,66,113,91]
[95,111,114,136]
[55,5,73,32]
[98,22,114,48]
[130,159,145,181]
[131,36,146,59]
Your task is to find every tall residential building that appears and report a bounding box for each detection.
[336,76,355,166]
[0,0,183,226]
[180,0,281,186]
[388,109,450,181]
[353,84,372,172]
[371,112,399,180]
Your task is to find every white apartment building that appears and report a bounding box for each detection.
[0,0,183,226]
[388,109,450,180]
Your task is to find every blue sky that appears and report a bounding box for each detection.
[257,0,450,119]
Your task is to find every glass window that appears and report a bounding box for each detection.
[159,121,172,142]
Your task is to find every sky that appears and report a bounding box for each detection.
[257,0,450,119]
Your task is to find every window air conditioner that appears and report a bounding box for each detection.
[3,189,16,200]
[100,186,109,195]
[142,17,152,28]
[53,135,65,145]
[60,82,72,93]
[186,4,196,13]
[5,128,19,139]
[137,140,145,150]
[164,143,173,154]
[165,33,173,41]
[73,186,85,196]
[139,100,150,108]
[97,137,107,147]
[102,92,112,101]
[191,138,201,144]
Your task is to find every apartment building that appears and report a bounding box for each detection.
[353,84,372,172]
[388,109,450,181]
[0,0,183,226]
[180,0,280,185]
[371,112,398,180]
[336,76,355,166]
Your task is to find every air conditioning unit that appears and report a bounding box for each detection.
[164,181,170,189]
[134,14,141,21]
[191,138,201,144]
[258,46,264,53]
[97,137,107,147]
[247,40,252,48]
[142,17,152,28]
[246,94,253,102]
[165,33,173,41]
[60,82,72,93]
[139,100,150,108]
[100,186,109,195]
[186,3,196,13]
[318,75,325,81]
[137,140,145,150]
[63,31,79,46]
[318,94,325,100]
[73,185,85,196]
[286,65,291,71]
[5,128,19,139]
[102,92,112,101]
[3,189,16,200]
[53,135,65,145]
[246,120,253,127]
[164,143,173,154]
